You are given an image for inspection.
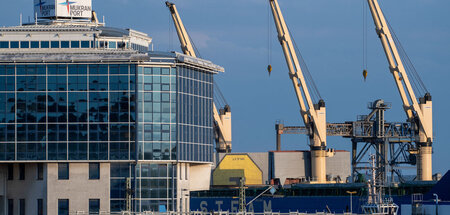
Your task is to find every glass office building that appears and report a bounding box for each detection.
[0,7,222,214]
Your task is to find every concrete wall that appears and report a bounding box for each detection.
[177,162,213,212]
[189,163,212,191]
[2,163,47,215]
[46,162,110,214]
[177,163,190,213]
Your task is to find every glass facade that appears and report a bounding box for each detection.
[0,59,216,213]
[134,163,176,212]
[0,64,136,161]
[177,66,214,162]
[137,66,177,161]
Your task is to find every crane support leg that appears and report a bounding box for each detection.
[311,146,327,183]
[417,99,433,181]
[417,144,432,181]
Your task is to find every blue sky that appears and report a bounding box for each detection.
[2,0,449,175]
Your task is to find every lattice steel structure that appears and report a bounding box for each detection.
[275,100,416,184]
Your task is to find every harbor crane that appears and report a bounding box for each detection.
[367,0,433,181]
[166,2,232,153]
[269,0,334,183]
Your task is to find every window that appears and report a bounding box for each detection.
[8,199,13,215]
[81,41,90,48]
[71,41,80,48]
[7,164,13,180]
[58,199,69,215]
[20,41,29,49]
[61,41,69,48]
[31,41,39,48]
[19,164,25,180]
[10,41,19,48]
[89,199,100,214]
[37,163,43,180]
[58,163,69,180]
[0,41,9,48]
[41,41,49,48]
[109,41,117,49]
[37,199,43,215]
[19,199,25,215]
[89,163,100,180]
[51,41,60,48]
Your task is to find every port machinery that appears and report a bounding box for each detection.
[366,0,433,182]
[275,0,433,184]
[276,99,416,184]
[269,0,334,184]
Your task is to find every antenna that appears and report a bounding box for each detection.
[20,13,23,26]
[35,13,38,25]
[102,16,105,25]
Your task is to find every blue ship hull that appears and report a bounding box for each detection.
[191,171,450,214]
[191,196,408,214]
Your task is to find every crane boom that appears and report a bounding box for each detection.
[269,0,333,183]
[367,0,433,180]
[166,1,232,153]
[166,2,197,57]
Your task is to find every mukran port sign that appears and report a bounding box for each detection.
[34,0,92,19]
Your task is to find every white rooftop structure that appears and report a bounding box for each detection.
[1,0,153,54]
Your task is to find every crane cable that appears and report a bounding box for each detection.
[387,20,428,96]
[266,2,321,103]
[289,25,322,103]
[169,11,173,52]
[214,82,228,109]
[363,0,368,81]
[267,2,273,76]
[187,31,202,59]
[378,4,428,96]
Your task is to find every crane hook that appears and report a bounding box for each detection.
[363,69,368,82]
[267,64,272,76]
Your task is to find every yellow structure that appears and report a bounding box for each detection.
[213,154,263,186]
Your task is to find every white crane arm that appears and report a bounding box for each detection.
[367,0,433,181]
[367,0,432,140]
[166,1,197,57]
[269,0,326,144]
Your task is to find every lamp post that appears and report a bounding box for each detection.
[346,191,357,214]
[433,193,439,215]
